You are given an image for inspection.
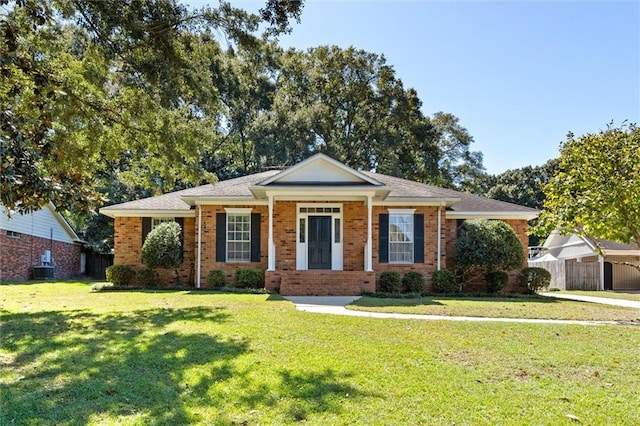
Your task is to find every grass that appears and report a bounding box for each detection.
[1,282,639,425]
[554,290,640,302]
[348,295,640,322]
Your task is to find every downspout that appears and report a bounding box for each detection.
[366,195,373,271]
[437,202,443,271]
[196,205,202,289]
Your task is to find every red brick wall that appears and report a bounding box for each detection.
[0,232,81,282]
[372,206,447,292]
[113,216,196,286]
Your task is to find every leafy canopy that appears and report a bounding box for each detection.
[536,123,639,247]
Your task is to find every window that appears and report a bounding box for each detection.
[389,214,413,263]
[226,213,251,262]
[6,230,20,238]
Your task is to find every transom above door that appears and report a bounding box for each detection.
[296,204,343,270]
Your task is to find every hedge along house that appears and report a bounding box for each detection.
[100,154,538,295]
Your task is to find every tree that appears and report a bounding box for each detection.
[536,123,640,254]
[141,221,183,284]
[453,219,525,287]
[1,0,304,214]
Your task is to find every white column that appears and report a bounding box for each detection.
[268,194,275,271]
[437,203,442,271]
[366,195,373,271]
[196,205,202,288]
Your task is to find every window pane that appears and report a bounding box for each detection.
[227,214,251,262]
[335,218,340,243]
[300,218,305,243]
[389,214,413,264]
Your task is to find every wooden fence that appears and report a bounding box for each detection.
[528,260,600,290]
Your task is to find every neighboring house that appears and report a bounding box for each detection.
[530,231,640,291]
[0,203,84,282]
[100,154,538,295]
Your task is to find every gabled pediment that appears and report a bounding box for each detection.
[257,153,383,186]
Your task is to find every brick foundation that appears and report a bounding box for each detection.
[0,233,81,282]
[268,270,376,296]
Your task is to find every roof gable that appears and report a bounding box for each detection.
[258,153,382,186]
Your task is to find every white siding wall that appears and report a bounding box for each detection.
[0,205,76,244]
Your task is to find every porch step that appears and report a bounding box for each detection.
[270,270,376,296]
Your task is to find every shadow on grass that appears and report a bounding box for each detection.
[351,294,562,308]
[1,307,241,424]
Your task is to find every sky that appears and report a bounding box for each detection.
[191,1,639,175]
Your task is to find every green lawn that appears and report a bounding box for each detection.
[2,282,639,425]
[554,290,640,302]
[348,296,640,322]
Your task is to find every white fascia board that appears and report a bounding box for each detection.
[259,187,385,201]
[446,211,539,221]
[604,250,640,257]
[47,202,83,242]
[99,209,195,218]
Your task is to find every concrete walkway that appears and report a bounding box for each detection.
[283,296,637,326]
[540,292,640,309]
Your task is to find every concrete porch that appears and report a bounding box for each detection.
[266,270,376,296]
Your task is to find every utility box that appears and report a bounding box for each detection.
[33,266,55,279]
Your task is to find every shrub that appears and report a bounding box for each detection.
[453,219,525,284]
[432,269,459,293]
[485,270,509,293]
[378,271,402,293]
[206,270,226,288]
[402,271,425,293]
[519,267,551,294]
[141,222,183,284]
[136,268,158,288]
[105,264,135,286]
[235,268,264,289]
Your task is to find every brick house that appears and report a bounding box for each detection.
[1,203,83,282]
[100,154,538,295]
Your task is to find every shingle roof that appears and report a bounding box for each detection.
[101,168,536,217]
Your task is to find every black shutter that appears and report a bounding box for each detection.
[379,214,389,263]
[250,213,261,262]
[414,214,424,263]
[175,217,184,262]
[142,217,152,243]
[216,213,226,262]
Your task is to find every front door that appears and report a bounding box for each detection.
[604,262,613,290]
[308,216,332,269]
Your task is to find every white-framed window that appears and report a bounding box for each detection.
[6,230,21,238]
[226,210,251,262]
[389,210,414,264]
[152,217,174,230]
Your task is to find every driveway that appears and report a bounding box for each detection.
[540,293,640,309]
[283,296,634,326]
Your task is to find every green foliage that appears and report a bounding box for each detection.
[206,270,227,288]
[378,271,402,293]
[453,219,525,283]
[519,267,551,294]
[105,264,135,286]
[235,268,264,289]
[485,270,509,293]
[402,271,425,294]
[141,222,183,272]
[136,268,158,288]
[432,269,459,293]
[537,123,640,249]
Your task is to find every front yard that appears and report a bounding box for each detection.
[1,282,639,425]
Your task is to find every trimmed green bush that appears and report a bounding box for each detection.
[519,267,551,294]
[485,270,509,293]
[402,271,425,293]
[379,271,402,293]
[432,269,459,293]
[136,268,158,288]
[207,270,226,288]
[235,268,264,289]
[141,222,182,284]
[105,264,135,286]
